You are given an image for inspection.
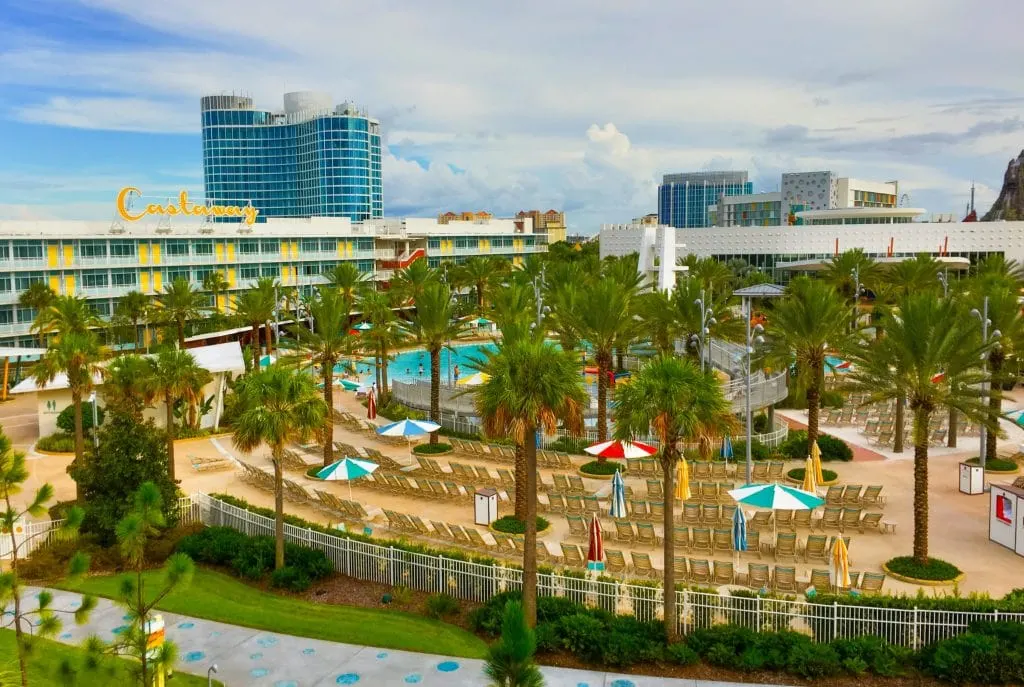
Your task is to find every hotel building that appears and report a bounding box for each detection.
[0,214,541,349]
[201,91,383,221]
[658,171,753,229]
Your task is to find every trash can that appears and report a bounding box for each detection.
[959,462,984,495]
[474,487,498,526]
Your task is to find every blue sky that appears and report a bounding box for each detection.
[1,0,1023,231]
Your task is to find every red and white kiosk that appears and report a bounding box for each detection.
[989,480,1024,558]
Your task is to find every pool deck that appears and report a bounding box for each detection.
[22,588,788,687]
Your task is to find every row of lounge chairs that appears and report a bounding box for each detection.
[823,484,886,508]
[448,438,576,470]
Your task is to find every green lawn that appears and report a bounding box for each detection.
[59,568,487,659]
[0,629,216,686]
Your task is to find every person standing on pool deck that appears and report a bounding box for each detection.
[418,363,424,376]
[453,364,460,383]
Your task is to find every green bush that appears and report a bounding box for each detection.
[785,641,843,678]
[557,613,605,663]
[665,642,699,666]
[376,400,425,421]
[832,634,910,677]
[231,536,276,579]
[545,436,588,455]
[820,390,845,408]
[922,631,1024,685]
[534,622,559,653]
[779,430,852,461]
[36,433,76,453]
[270,565,312,592]
[752,413,770,434]
[491,515,549,534]
[579,460,623,476]
[965,456,1018,471]
[425,593,461,619]
[284,542,333,581]
[470,591,521,636]
[176,527,250,566]
[56,401,104,434]
[787,467,838,483]
[412,442,453,455]
[729,439,771,462]
[885,555,961,581]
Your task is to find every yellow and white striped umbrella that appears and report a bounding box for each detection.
[810,440,825,485]
[830,536,851,589]
[456,372,490,386]
[675,457,691,501]
[801,456,818,494]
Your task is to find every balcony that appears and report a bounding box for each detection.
[0,322,33,337]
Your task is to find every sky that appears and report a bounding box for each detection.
[1,0,1023,233]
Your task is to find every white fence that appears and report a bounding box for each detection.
[0,519,70,560]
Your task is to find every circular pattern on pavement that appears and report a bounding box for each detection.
[302,647,316,656]
[376,651,388,659]
[250,652,263,660]
[257,635,280,648]
[404,675,422,684]
[336,674,361,684]
[251,668,270,678]
[437,661,460,673]
[274,682,298,687]
[177,621,195,629]
[610,681,636,687]
[184,652,206,663]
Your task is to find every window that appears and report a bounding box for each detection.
[165,268,190,283]
[302,263,320,276]
[12,241,42,260]
[261,264,278,277]
[238,240,259,255]
[82,271,109,289]
[14,273,43,291]
[357,260,374,274]
[16,307,35,324]
[193,267,214,282]
[260,240,279,254]
[0,276,10,292]
[0,245,9,261]
[111,269,136,287]
[164,240,189,257]
[0,307,11,325]
[301,239,320,252]
[193,241,214,256]
[88,302,111,317]
[357,238,374,251]
[428,238,441,250]
[110,240,136,258]
[80,240,107,258]
[319,239,336,252]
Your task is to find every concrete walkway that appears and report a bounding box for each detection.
[22,588,784,687]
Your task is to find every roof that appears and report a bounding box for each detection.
[10,341,245,394]
[733,283,786,298]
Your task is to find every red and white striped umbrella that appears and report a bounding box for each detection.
[586,513,605,571]
[366,387,377,420]
[584,439,658,460]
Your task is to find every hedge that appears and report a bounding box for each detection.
[37,433,76,453]
[412,442,453,455]
[787,467,838,483]
[885,556,962,582]
[779,430,853,462]
[579,460,622,476]
[491,516,549,535]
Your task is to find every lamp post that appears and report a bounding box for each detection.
[970,296,1000,472]
[693,290,716,372]
[88,390,99,449]
[938,269,949,300]
[207,664,218,687]
[850,266,861,330]
[744,299,765,484]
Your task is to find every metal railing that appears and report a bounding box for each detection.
[0,518,70,560]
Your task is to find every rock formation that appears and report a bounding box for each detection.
[983,150,1024,221]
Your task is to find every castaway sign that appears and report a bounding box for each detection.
[116,187,259,225]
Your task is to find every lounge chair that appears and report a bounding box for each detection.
[775,532,798,562]
[859,512,883,533]
[605,549,629,575]
[560,543,584,568]
[808,568,832,593]
[672,526,690,552]
[747,563,770,589]
[858,572,886,594]
[683,503,702,526]
[712,528,733,554]
[713,560,735,585]
[773,565,800,593]
[636,522,661,546]
[843,484,864,506]
[691,527,712,554]
[804,534,828,563]
[565,514,587,540]
[613,520,635,544]
[688,558,712,584]
[646,479,664,499]
[631,552,657,578]
[840,507,862,532]
[819,506,843,531]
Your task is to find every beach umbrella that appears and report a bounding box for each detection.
[801,456,818,494]
[586,514,605,572]
[609,470,627,519]
[675,457,691,501]
[456,372,491,386]
[728,483,824,510]
[721,434,734,461]
[366,387,377,420]
[584,439,658,460]
[830,536,851,590]
[354,322,373,331]
[1005,409,1024,427]
[317,457,379,500]
[340,379,360,391]
[810,440,825,485]
[259,354,276,368]
[731,506,748,553]
[376,419,441,438]
[473,317,493,326]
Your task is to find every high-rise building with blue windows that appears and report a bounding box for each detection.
[201,91,382,221]
[658,171,752,228]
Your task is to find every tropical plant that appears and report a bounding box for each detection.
[113,290,151,352]
[144,349,211,481]
[156,278,206,348]
[284,288,354,465]
[844,293,992,564]
[489,282,537,346]
[232,367,327,568]
[544,280,584,354]
[458,256,509,314]
[474,337,586,626]
[392,259,439,305]
[101,354,151,420]
[233,287,275,371]
[823,249,881,329]
[404,282,464,443]
[672,277,744,364]
[358,287,404,399]
[34,332,105,499]
[327,262,368,309]
[254,277,282,355]
[33,295,101,344]
[766,277,851,458]
[0,426,92,687]
[971,254,1024,292]
[483,600,545,687]
[635,290,677,357]
[17,282,55,345]
[613,356,730,640]
[202,270,230,312]
[678,254,734,297]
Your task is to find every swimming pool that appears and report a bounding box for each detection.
[340,343,498,383]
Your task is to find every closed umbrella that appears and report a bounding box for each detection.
[456,372,490,386]
[586,514,605,572]
[609,469,627,519]
[731,505,748,553]
[366,387,377,420]
[585,440,658,460]
[810,440,825,485]
[675,457,691,501]
[721,434,734,462]
[830,536,851,591]
[728,483,824,510]
[801,455,818,494]
[317,457,379,500]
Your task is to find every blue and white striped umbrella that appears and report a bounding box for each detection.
[732,505,748,552]
[1004,409,1024,427]
[721,434,734,461]
[317,457,378,481]
[609,469,627,519]
[375,419,442,438]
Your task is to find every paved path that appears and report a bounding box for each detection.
[20,588,784,687]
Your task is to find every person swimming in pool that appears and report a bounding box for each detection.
[418,363,424,376]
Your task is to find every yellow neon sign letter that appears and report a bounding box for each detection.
[116,188,259,225]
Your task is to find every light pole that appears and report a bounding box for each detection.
[693,290,716,372]
[744,298,765,484]
[970,296,1000,472]
[88,391,99,449]
[207,664,218,687]
[938,269,949,300]
[850,266,861,329]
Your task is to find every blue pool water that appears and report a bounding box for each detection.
[337,343,497,384]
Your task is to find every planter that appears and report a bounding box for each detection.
[411,447,453,457]
[785,469,840,487]
[964,457,1020,474]
[489,516,550,536]
[578,461,625,481]
[174,432,233,445]
[305,467,327,481]
[33,448,75,457]
[882,561,965,587]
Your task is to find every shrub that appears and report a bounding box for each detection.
[546,436,588,455]
[56,401,104,434]
[779,430,852,461]
[534,622,560,653]
[665,642,699,666]
[820,390,845,408]
[579,460,623,476]
[600,630,657,668]
[785,641,842,678]
[425,593,461,619]
[885,555,961,581]
[176,527,249,566]
[753,630,812,672]
[832,634,910,677]
[787,467,838,483]
[557,613,605,662]
[752,413,770,434]
[491,515,549,534]
[729,439,771,462]
[412,442,453,455]
[537,595,584,624]
[36,433,76,453]
[686,625,757,659]
[270,565,312,592]
[965,456,1018,472]
[231,536,276,579]
[922,632,1024,685]
[470,591,521,636]
[376,400,425,422]
[284,543,333,581]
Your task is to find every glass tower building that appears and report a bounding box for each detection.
[201,92,383,221]
[658,171,752,228]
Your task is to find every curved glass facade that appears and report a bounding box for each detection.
[201,96,382,221]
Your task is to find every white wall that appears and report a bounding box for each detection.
[836,178,897,207]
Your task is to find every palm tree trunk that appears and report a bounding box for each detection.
[912,409,930,565]
[429,347,440,444]
[323,362,335,467]
[662,451,678,641]
[987,356,1003,460]
[616,348,624,372]
[251,324,260,371]
[71,389,84,500]
[596,349,611,447]
[522,425,539,627]
[177,318,185,349]
[266,320,275,356]
[947,407,958,448]
[806,360,821,455]
[165,393,176,481]
[381,342,391,399]
[513,443,527,521]
[6,508,28,687]
[893,395,905,453]
[133,316,141,352]
[272,446,285,570]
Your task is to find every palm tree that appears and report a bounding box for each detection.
[844,294,991,564]
[34,332,105,499]
[34,295,101,343]
[157,278,205,348]
[823,249,881,329]
[635,290,678,356]
[327,263,368,309]
[972,254,1024,292]
[545,281,584,354]
[614,356,730,641]
[18,282,55,345]
[102,354,151,420]
[232,367,327,569]
[254,277,281,354]
[766,277,851,457]
[202,271,230,313]
[144,349,211,482]
[233,288,275,371]
[359,288,405,400]
[458,256,508,314]
[285,288,354,466]
[474,338,586,626]
[392,259,439,306]
[114,290,151,352]
[489,282,536,346]
[404,282,464,443]
[679,255,734,297]
[671,278,744,364]
[567,277,631,445]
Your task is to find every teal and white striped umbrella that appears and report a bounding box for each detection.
[1005,409,1024,427]
[376,419,441,437]
[317,457,378,481]
[728,482,824,510]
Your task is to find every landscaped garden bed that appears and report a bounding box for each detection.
[965,457,1019,473]
[412,442,453,455]
[489,515,549,535]
[579,460,624,478]
[786,467,840,485]
[882,556,964,585]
